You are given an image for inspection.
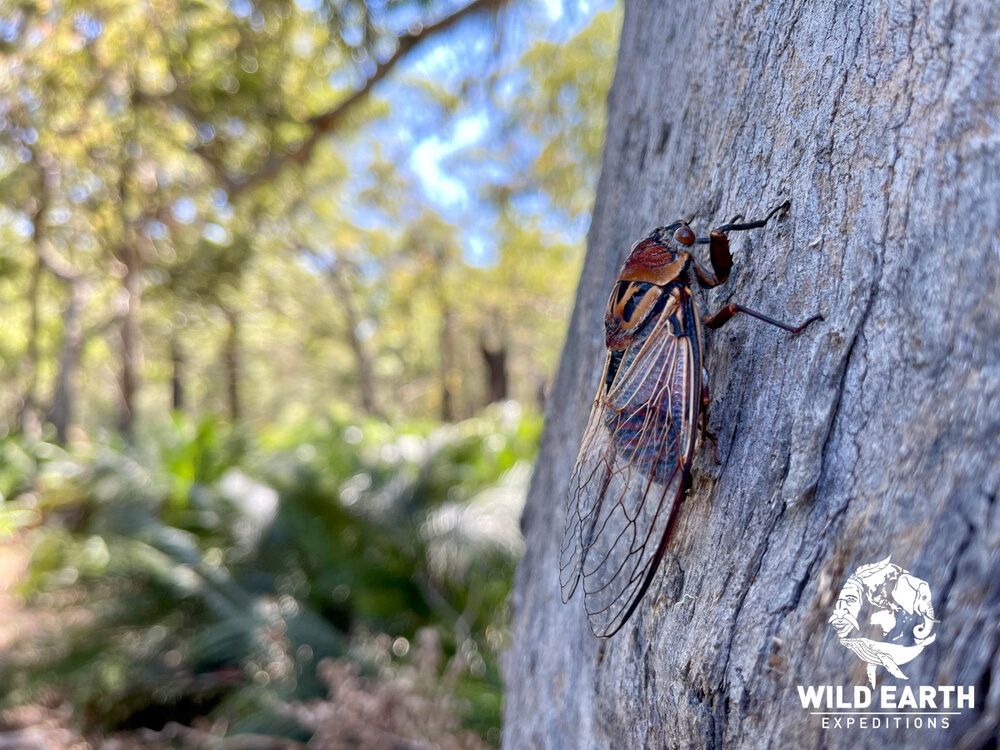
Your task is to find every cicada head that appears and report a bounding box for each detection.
[618,222,694,285]
[605,222,692,349]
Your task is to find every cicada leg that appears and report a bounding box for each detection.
[693,229,732,287]
[704,303,823,335]
[693,200,791,288]
[713,200,791,233]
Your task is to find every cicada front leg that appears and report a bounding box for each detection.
[692,230,732,287]
[692,200,791,288]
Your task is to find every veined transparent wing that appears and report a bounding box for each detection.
[559,294,701,637]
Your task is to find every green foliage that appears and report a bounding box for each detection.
[0,0,622,745]
[1,405,538,741]
[0,0,622,430]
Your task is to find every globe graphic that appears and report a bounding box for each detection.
[828,557,937,686]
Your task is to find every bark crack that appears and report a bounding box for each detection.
[812,254,880,493]
[715,499,787,735]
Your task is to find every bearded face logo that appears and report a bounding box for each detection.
[829,557,938,687]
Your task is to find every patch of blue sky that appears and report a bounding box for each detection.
[406,21,492,89]
[341,23,365,49]
[307,0,611,267]
[359,257,381,281]
[213,201,235,222]
[11,212,34,239]
[349,204,391,233]
[569,210,592,238]
[509,190,549,218]
[17,87,41,113]
[203,223,231,245]
[409,115,487,209]
[0,11,23,43]
[73,10,104,41]
[172,197,197,225]
[464,233,496,266]
[50,206,71,226]
[383,1,422,34]
[229,0,253,19]
[145,220,169,241]
[396,2,604,233]
[296,246,331,275]
[335,131,419,231]
[211,189,230,209]
[68,184,90,203]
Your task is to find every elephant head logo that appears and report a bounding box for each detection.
[829,557,938,687]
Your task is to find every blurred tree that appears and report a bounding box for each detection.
[0,2,626,747]
[0,1,618,434]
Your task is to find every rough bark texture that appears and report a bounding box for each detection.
[503,1,1000,748]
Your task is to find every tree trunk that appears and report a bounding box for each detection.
[16,244,43,437]
[16,156,52,436]
[480,329,508,405]
[118,247,141,436]
[222,306,241,422]
[503,2,1000,749]
[440,303,458,422]
[46,278,85,443]
[325,267,383,419]
[170,333,185,412]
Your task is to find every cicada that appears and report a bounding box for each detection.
[559,200,822,637]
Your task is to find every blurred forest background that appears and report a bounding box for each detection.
[0,0,620,746]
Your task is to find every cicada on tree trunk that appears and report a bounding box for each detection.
[559,200,822,638]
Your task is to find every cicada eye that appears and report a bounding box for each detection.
[673,224,695,245]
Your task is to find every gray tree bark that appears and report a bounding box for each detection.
[503,1,1000,748]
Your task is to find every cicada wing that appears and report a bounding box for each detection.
[561,310,700,637]
[560,368,616,603]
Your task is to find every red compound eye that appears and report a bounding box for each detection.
[673,224,695,245]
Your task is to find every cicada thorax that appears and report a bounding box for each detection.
[603,235,691,351]
[603,280,664,352]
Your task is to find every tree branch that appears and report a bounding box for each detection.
[35,243,82,283]
[222,0,506,197]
